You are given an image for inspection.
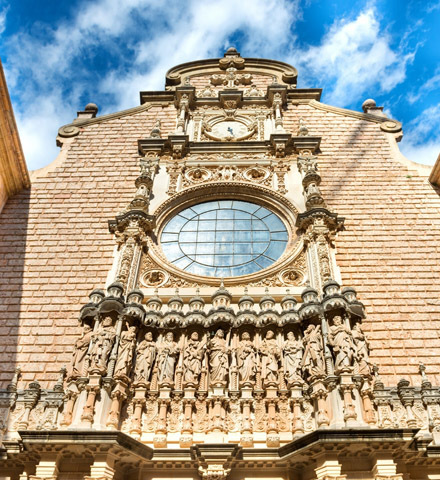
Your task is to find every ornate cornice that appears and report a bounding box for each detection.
[308,100,403,132]
[57,103,154,139]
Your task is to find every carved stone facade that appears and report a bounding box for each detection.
[1,48,440,480]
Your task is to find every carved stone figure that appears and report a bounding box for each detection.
[114,325,137,379]
[143,270,166,287]
[352,323,371,375]
[301,324,325,379]
[89,317,116,374]
[283,332,303,385]
[157,332,179,385]
[237,332,257,385]
[133,332,157,384]
[259,330,280,385]
[208,329,229,385]
[328,316,355,373]
[69,324,92,378]
[183,332,207,385]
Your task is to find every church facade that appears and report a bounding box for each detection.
[1,48,440,480]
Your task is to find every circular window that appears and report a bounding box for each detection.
[160,200,288,278]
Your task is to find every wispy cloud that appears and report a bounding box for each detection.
[399,103,440,165]
[0,5,8,35]
[4,0,300,170]
[289,8,414,106]
[408,68,440,104]
[2,1,428,169]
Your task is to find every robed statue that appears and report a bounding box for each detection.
[208,329,229,385]
[88,316,116,375]
[237,332,257,386]
[114,325,137,379]
[183,331,207,385]
[134,331,157,384]
[157,332,179,385]
[259,330,281,385]
[70,324,92,379]
[283,331,303,385]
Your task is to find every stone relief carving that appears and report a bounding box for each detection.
[237,332,257,386]
[301,324,325,380]
[134,332,157,384]
[157,332,179,386]
[183,332,207,386]
[69,324,93,379]
[327,316,355,374]
[114,325,137,379]
[88,317,116,375]
[259,330,281,386]
[283,332,303,386]
[208,329,230,386]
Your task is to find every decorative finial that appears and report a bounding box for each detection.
[149,119,161,138]
[419,363,427,380]
[298,117,309,136]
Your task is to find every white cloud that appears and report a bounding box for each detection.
[399,103,440,165]
[408,69,440,104]
[288,8,414,106]
[0,5,8,34]
[4,0,300,170]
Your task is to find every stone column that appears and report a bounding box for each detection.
[315,457,346,480]
[84,454,116,480]
[30,455,59,480]
[372,458,403,480]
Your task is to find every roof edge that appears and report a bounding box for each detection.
[0,59,30,207]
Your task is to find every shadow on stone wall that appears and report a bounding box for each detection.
[0,188,30,388]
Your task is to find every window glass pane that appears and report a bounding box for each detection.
[160,200,287,277]
[173,256,193,269]
[180,243,197,255]
[164,215,188,233]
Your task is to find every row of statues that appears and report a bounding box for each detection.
[69,315,371,387]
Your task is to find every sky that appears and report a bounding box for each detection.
[0,0,439,171]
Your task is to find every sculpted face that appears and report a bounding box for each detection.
[166,332,174,342]
[266,330,275,339]
[242,332,250,340]
[287,331,294,340]
[146,332,153,341]
[333,316,342,325]
[102,317,113,327]
[191,331,199,341]
[216,329,225,338]
[84,324,92,333]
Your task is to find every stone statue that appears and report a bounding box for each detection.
[328,316,356,373]
[183,332,207,385]
[352,323,371,375]
[134,331,157,384]
[301,324,325,379]
[237,332,257,385]
[70,324,92,378]
[259,330,281,385]
[157,332,179,385]
[283,331,303,385]
[89,317,116,374]
[114,325,137,379]
[208,329,229,385]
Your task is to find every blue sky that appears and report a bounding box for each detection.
[1,0,439,170]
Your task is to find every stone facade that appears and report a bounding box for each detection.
[1,48,440,479]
